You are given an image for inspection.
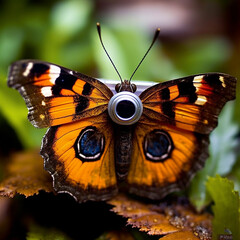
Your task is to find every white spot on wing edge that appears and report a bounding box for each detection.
[23,62,33,77]
[193,75,204,83]
[49,65,61,84]
[41,86,52,97]
[219,76,226,88]
[193,75,204,93]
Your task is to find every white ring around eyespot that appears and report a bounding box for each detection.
[108,91,143,125]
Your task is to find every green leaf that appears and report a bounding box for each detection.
[27,225,72,240]
[206,175,240,240]
[189,101,239,211]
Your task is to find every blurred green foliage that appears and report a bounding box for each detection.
[189,102,239,211]
[206,175,240,240]
[0,0,239,238]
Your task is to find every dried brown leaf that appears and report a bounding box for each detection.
[108,194,212,240]
[0,150,53,198]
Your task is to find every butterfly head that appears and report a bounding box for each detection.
[115,79,137,93]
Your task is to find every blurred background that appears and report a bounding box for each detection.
[0,0,239,239]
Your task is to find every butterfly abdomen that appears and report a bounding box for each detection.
[114,125,134,181]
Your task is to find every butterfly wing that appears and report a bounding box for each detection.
[8,60,117,202]
[127,73,236,199]
[8,60,113,128]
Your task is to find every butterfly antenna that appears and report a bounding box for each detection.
[129,28,160,81]
[97,23,123,83]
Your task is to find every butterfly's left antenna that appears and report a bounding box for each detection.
[97,23,123,83]
[129,28,160,82]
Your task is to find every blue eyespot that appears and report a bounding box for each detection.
[75,126,105,162]
[144,130,173,162]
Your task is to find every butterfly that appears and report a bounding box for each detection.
[7,26,237,202]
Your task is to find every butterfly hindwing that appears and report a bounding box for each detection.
[128,117,209,199]
[8,60,113,128]
[127,73,236,199]
[41,112,117,202]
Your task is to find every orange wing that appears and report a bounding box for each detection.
[127,73,236,199]
[8,60,113,128]
[41,113,117,202]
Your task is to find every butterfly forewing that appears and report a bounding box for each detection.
[8,60,113,128]
[140,73,236,134]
